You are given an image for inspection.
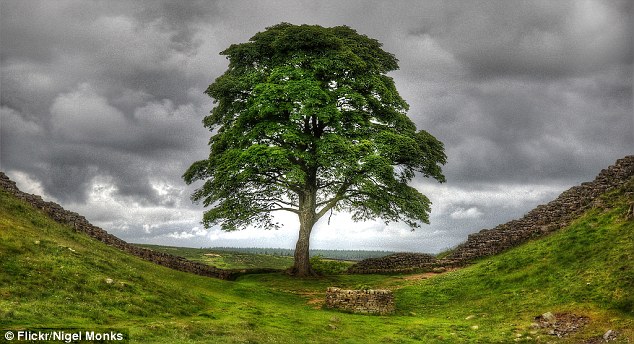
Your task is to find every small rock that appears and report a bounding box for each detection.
[327,324,337,330]
[603,329,617,341]
[34,240,40,245]
[470,325,479,330]
[465,315,476,320]
[541,312,556,323]
[105,278,114,284]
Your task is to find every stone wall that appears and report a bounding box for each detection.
[0,172,264,280]
[325,287,394,315]
[440,155,634,265]
[349,155,634,273]
[347,252,437,274]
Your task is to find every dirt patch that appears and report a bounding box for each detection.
[307,297,324,309]
[533,312,589,337]
[283,290,323,309]
[400,268,459,281]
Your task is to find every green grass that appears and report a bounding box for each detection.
[394,187,634,342]
[134,244,295,270]
[1,179,632,343]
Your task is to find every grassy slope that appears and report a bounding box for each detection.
[0,189,410,343]
[1,179,632,343]
[394,181,634,342]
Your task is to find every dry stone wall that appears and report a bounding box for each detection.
[325,287,394,315]
[441,155,634,265]
[349,156,634,273]
[0,172,255,280]
[347,252,437,274]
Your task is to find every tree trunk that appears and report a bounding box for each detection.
[289,186,318,276]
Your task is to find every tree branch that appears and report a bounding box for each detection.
[315,196,343,220]
[253,171,303,193]
[317,179,343,190]
[267,207,300,214]
[314,177,357,220]
[251,198,298,207]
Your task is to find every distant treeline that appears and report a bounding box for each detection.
[209,247,397,261]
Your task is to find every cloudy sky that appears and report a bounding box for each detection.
[1,0,632,253]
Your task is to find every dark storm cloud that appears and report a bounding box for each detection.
[1,0,631,250]
[0,0,222,117]
[389,0,632,185]
[136,1,221,46]
[1,0,218,206]
[403,0,632,79]
[435,68,633,184]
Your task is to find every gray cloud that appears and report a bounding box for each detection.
[1,0,631,252]
[402,0,632,79]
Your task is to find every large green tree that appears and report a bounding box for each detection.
[184,23,446,276]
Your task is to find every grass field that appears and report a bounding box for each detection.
[1,179,632,343]
[134,244,296,270]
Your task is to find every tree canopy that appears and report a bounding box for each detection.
[184,23,446,275]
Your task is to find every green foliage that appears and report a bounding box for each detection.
[184,23,446,232]
[309,255,353,275]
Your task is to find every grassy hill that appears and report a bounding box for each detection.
[394,179,634,342]
[1,178,632,343]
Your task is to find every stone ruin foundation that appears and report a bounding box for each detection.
[325,287,395,315]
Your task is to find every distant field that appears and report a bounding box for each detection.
[134,244,295,269]
[207,247,398,261]
[133,244,397,270]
